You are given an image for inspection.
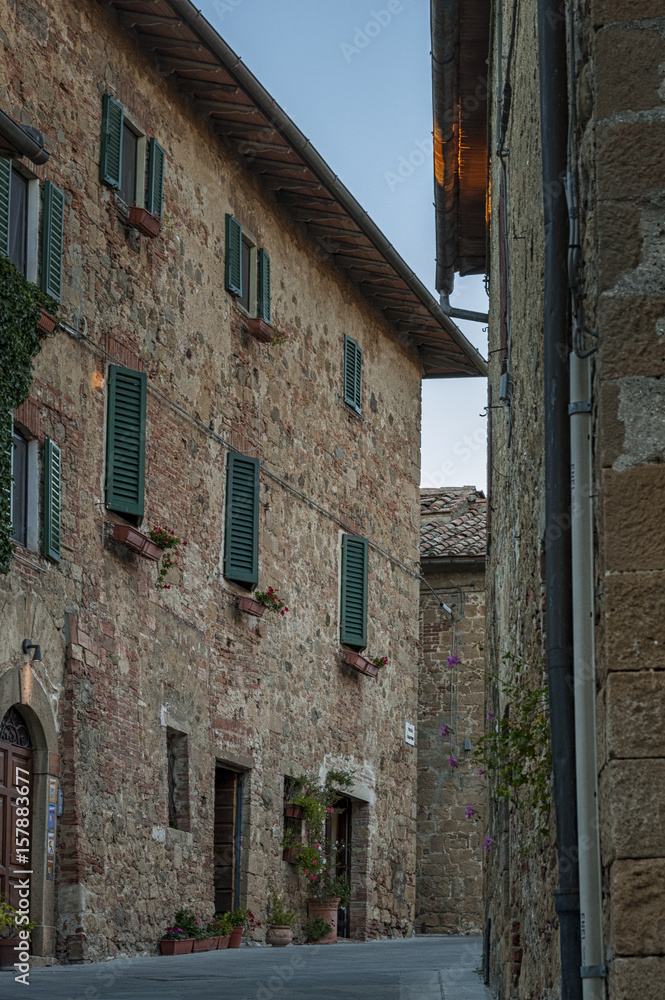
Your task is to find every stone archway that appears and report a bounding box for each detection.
[0,666,60,959]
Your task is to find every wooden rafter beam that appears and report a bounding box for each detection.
[157,56,226,74]
[117,12,181,27]
[137,35,203,52]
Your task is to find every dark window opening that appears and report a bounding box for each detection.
[239,236,252,312]
[119,124,138,206]
[166,728,190,831]
[326,796,353,938]
[214,766,244,915]
[10,430,28,548]
[9,169,28,276]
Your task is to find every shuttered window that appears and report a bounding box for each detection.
[41,180,64,302]
[43,436,61,563]
[224,453,259,587]
[225,214,242,296]
[147,138,165,217]
[343,336,363,414]
[0,157,9,257]
[100,94,124,188]
[340,534,368,649]
[258,248,271,323]
[105,365,147,518]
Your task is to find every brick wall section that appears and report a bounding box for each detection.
[0,0,425,960]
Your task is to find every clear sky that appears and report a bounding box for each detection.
[200,0,489,491]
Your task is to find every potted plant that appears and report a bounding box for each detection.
[208,911,233,949]
[159,925,194,956]
[254,587,289,616]
[265,885,298,947]
[281,828,300,863]
[113,523,162,561]
[344,650,386,677]
[243,316,274,343]
[228,908,260,948]
[0,900,34,971]
[128,205,161,238]
[170,909,200,953]
[305,916,333,945]
[237,594,265,617]
[148,526,186,590]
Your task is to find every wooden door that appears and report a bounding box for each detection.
[0,707,34,908]
[214,767,242,915]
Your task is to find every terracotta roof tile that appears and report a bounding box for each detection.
[420,486,487,558]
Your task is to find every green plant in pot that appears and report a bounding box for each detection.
[208,911,233,949]
[0,900,35,970]
[265,884,298,948]
[228,907,260,948]
[305,916,333,943]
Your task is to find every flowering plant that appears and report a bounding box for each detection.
[371,655,388,668]
[208,911,234,936]
[149,526,186,589]
[269,326,291,346]
[300,841,350,907]
[266,884,298,927]
[172,909,200,938]
[231,907,261,930]
[254,586,288,615]
[161,925,189,941]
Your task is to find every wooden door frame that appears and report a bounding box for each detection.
[0,666,60,959]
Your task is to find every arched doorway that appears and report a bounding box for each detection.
[0,706,34,909]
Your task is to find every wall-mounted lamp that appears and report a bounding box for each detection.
[22,639,42,661]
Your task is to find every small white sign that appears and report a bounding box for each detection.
[405,722,416,746]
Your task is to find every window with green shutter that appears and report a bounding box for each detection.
[42,180,64,302]
[340,534,368,649]
[343,336,363,414]
[224,453,259,587]
[258,248,271,323]
[105,365,147,519]
[43,436,61,563]
[225,214,242,296]
[100,94,124,188]
[0,157,10,258]
[147,138,165,217]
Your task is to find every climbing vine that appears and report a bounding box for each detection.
[474,655,552,836]
[0,255,58,573]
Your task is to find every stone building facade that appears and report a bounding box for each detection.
[432,0,665,998]
[416,487,486,936]
[0,0,485,963]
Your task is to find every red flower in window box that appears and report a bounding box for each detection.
[237,595,265,617]
[128,205,161,238]
[344,650,379,677]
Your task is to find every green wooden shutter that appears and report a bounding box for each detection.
[258,248,271,323]
[147,138,165,217]
[43,436,61,563]
[0,158,10,258]
[224,453,259,586]
[105,365,147,518]
[344,336,362,414]
[225,214,242,295]
[100,94,124,188]
[42,180,64,302]
[340,534,368,649]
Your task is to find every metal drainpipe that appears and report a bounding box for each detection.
[537,0,582,998]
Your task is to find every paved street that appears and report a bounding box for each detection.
[1,937,493,1000]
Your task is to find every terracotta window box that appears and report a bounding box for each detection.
[37,309,57,335]
[282,846,298,863]
[237,595,265,617]
[113,523,162,561]
[128,205,161,238]
[284,803,304,820]
[344,649,379,677]
[160,937,194,955]
[244,317,274,343]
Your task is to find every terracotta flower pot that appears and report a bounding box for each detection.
[37,309,57,335]
[128,205,161,237]
[237,596,265,617]
[307,898,340,945]
[160,937,194,955]
[192,938,209,952]
[217,934,230,949]
[244,316,274,343]
[284,804,304,820]
[282,846,298,863]
[344,650,378,677]
[113,524,162,561]
[266,925,293,948]
[140,539,162,561]
[0,937,22,971]
[228,926,243,948]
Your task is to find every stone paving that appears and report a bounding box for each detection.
[1,936,495,1000]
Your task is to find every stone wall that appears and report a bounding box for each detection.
[417,561,485,935]
[0,0,426,960]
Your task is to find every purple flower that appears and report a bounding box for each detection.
[483,836,494,854]
[478,768,484,778]
[440,724,448,738]
[448,756,458,769]
[487,710,495,721]
[465,805,473,819]
[447,654,461,669]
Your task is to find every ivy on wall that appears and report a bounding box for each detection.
[0,255,57,573]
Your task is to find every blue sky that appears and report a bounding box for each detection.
[201,0,488,491]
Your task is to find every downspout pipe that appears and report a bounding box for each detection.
[537,2,582,999]
[439,293,489,325]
